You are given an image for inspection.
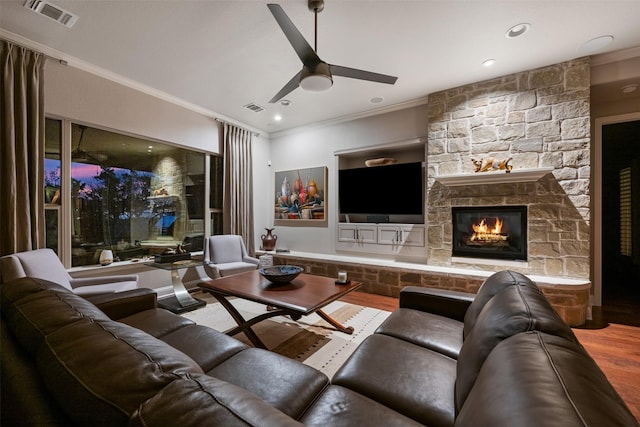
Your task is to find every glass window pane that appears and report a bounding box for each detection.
[210,155,223,210]
[69,124,206,266]
[45,208,59,254]
[209,155,224,237]
[45,118,62,204]
[45,118,62,254]
[210,211,223,236]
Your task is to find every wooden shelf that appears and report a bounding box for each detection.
[434,168,553,187]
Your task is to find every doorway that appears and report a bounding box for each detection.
[600,118,640,325]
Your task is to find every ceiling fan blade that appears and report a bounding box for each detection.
[330,64,398,85]
[267,4,321,66]
[269,70,303,103]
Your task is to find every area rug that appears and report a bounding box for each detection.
[182,299,391,377]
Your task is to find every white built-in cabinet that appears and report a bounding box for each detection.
[336,223,425,257]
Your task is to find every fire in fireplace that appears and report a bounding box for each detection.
[452,206,527,261]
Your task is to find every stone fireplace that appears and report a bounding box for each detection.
[426,57,591,281]
[452,205,527,261]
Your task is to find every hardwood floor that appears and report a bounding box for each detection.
[342,291,640,422]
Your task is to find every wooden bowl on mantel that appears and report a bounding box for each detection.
[365,157,397,167]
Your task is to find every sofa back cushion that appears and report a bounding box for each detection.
[455,283,576,411]
[38,319,203,426]
[2,278,111,354]
[462,270,535,339]
[455,332,638,427]
[1,276,68,312]
[2,277,205,426]
[130,374,305,427]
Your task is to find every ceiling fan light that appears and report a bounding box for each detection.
[300,73,333,91]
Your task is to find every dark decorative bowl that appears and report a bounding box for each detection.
[259,265,304,284]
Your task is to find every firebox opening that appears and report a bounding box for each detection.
[452,206,527,261]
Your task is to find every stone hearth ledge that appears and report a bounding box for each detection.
[265,251,591,327]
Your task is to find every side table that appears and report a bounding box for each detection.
[147,259,206,314]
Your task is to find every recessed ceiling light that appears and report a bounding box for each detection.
[280,99,291,106]
[621,84,638,94]
[506,23,530,38]
[578,35,614,55]
[482,59,496,67]
[274,114,282,122]
[370,97,384,104]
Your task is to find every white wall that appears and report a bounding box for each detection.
[257,105,428,255]
[45,61,221,153]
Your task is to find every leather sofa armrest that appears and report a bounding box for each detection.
[399,286,475,322]
[86,288,157,320]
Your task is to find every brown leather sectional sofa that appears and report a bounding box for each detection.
[1,271,637,426]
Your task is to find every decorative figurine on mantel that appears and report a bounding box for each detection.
[472,156,513,173]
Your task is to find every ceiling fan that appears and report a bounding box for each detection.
[267,0,398,103]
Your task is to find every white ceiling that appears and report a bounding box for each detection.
[1,0,640,135]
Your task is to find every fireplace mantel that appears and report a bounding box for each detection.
[435,167,553,187]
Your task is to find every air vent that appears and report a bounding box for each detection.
[243,103,265,113]
[24,0,79,28]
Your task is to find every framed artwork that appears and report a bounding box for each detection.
[274,166,327,227]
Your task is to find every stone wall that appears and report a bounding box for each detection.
[150,153,186,241]
[426,58,591,279]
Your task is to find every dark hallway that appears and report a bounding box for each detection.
[601,120,640,326]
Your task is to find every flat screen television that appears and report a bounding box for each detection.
[338,162,424,215]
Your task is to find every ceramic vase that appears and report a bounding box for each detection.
[99,249,114,266]
[261,228,277,251]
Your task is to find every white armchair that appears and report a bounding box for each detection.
[0,248,138,297]
[203,235,259,279]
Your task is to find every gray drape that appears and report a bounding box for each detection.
[0,40,46,256]
[222,122,255,256]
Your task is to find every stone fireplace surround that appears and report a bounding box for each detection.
[427,57,591,282]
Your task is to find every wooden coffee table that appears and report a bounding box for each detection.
[197,270,362,349]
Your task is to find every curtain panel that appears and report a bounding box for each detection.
[222,122,255,255]
[0,40,47,256]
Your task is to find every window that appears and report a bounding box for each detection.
[44,118,62,254]
[45,120,214,267]
[210,155,223,235]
